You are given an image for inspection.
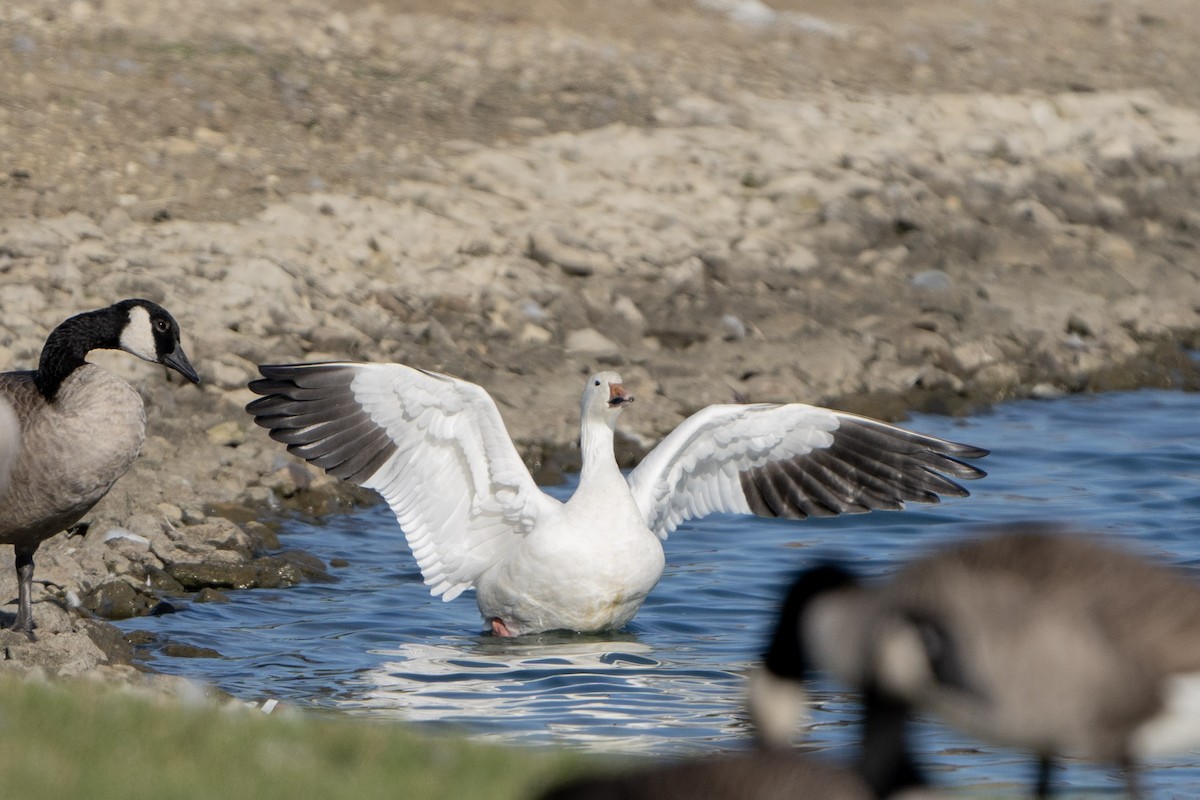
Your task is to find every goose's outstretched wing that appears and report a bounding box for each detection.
[626,403,987,540]
[246,362,559,600]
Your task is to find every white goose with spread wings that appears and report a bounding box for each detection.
[246,363,987,636]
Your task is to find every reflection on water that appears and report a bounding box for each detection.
[118,390,1200,795]
[352,638,752,752]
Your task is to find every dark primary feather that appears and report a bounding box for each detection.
[246,363,398,484]
[739,415,987,519]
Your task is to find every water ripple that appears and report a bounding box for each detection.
[118,389,1200,794]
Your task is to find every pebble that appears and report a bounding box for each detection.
[565,328,622,360]
[206,421,245,447]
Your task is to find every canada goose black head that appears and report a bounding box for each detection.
[34,299,200,401]
[749,564,928,799]
[748,564,862,747]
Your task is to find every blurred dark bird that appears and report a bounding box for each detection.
[535,744,927,800]
[750,524,1200,798]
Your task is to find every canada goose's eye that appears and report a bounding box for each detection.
[153,318,169,332]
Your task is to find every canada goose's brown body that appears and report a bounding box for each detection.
[0,300,198,633]
[0,367,146,550]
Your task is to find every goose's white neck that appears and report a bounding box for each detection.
[578,414,624,490]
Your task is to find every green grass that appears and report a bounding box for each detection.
[0,676,597,800]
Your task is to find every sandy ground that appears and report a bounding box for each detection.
[0,0,1199,676]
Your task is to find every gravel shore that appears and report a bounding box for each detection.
[1,0,1198,678]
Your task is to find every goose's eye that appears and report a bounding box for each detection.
[153,318,169,332]
[593,379,601,386]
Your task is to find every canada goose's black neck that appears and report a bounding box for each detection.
[763,564,860,678]
[34,306,124,401]
[860,685,926,799]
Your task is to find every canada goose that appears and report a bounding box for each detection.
[246,361,987,636]
[750,524,1200,798]
[0,299,199,633]
[535,747,917,800]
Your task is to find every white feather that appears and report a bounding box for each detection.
[627,403,839,539]
[1132,671,1200,757]
[346,364,558,601]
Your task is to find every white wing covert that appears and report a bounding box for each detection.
[626,403,987,540]
[246,362,558,600]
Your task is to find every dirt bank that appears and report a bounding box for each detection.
[0,0,1198,677]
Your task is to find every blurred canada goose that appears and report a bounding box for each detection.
[0,299,199,633]
[750,524,1200,798]
[246,361,987,636]
[535,746,923,800]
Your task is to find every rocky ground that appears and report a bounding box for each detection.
[1,0,1199,680]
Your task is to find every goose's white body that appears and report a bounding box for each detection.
[247,363,987,636]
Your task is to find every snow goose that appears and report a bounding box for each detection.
[0,299,199,633]
[246,364,986,636]
[751,524,1200,799]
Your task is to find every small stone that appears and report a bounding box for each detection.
[565,328,622,361]
[509,117,547,134]
[720,314,747,341]
[193,127,227,147]
[1009,199,1061,228]
[193,588,231,603]
[519,323,553,344]
[971,362,1021,392]
[244,521,281,552]
[206,421,245,447]
[167,561,259,591]
[1066,312,1095,338]
[782,246,819,274]
[163,137,199,157]
[528,226,609,277]
[68,0,94,21]
[204,501,258,524]
[911,270,952,291]
[81,581,159,620]
[162,643,223,659]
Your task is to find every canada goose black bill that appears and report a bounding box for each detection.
[0,299,198,634]
[750,524,1200,799]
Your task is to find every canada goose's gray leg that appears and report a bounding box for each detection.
[1034,755,1054,799]
[11,545,35,637]
[1119,755,1143,800]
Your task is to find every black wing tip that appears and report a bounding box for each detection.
[937,454,988,481]
[947,443,990,460]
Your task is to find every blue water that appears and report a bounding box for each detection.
[118,390,1200,797]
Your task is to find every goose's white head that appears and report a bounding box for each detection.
[581,371,634,427]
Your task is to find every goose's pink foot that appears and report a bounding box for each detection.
[490,618,516,637]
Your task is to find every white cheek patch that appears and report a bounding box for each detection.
[875,620,937,699]
[118,305,159,362]
[745,667,810,746]
[1132,671,1200,757]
